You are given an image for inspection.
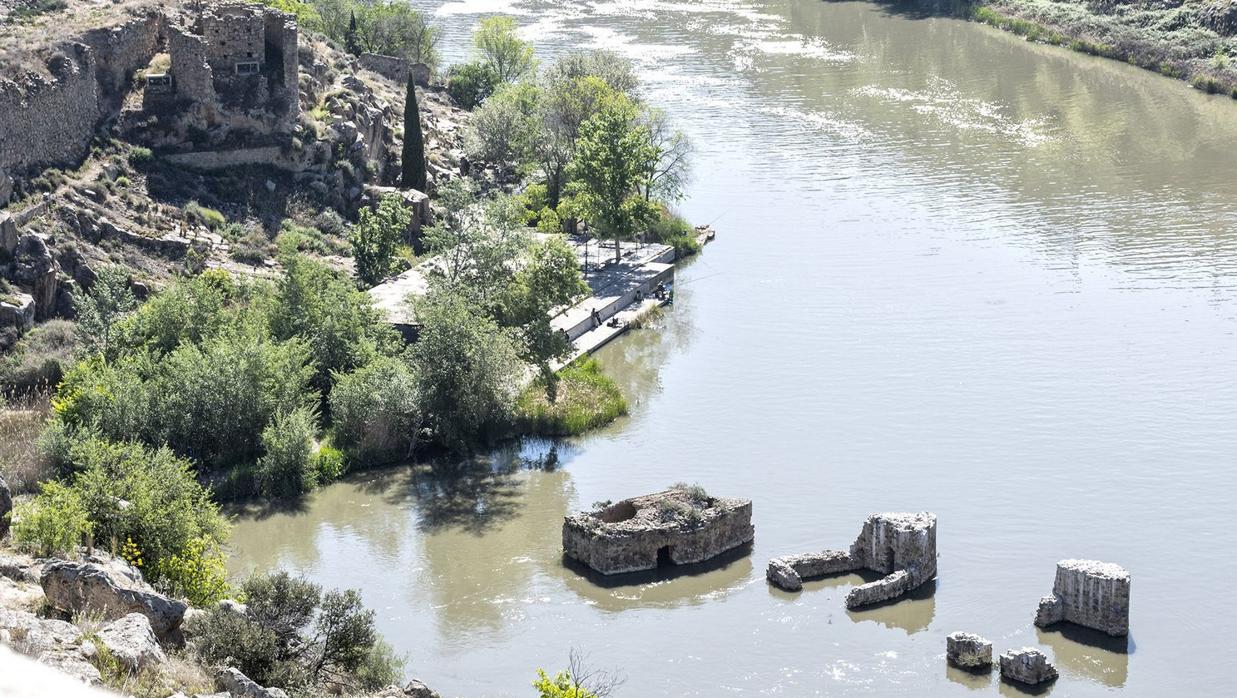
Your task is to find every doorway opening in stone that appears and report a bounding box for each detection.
[656,545,673,567]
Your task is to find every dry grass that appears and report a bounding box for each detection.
[0,397,52,494]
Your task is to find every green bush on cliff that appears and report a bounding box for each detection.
[191,571,403,694]
[447,61,501,109]
[12,481,91,556]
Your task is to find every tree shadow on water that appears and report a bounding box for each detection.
[385,453,527,536]
[822,0,974,20]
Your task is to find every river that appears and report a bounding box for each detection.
[229,1,1237,695]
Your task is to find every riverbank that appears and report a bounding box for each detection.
[956,0,1237,97]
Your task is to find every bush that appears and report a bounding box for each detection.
[1,320,75,397]
[0,401,53,494]
[154,536,231,606]
[648,211,701,258]
[351,195,410,286]
[313,444,347,483]
[12,481,91,556]
[63,435,228,578]
[231,228,275,265]
[126,146,154,169]
[329,356,420,463]
[446,61,501,109]
[192,571,401,694]
[185,201,227,231]
[514,357,627,436]
[256,407,319,499]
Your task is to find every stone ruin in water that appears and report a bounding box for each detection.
[999,647,1058,686]
[1034,559,1130,637]
[766,512,937,608]
[562,488,754,575]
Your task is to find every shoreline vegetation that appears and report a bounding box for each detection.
[1,1,699,695]
[934,0,1237,98]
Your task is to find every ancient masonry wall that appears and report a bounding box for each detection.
[167,25,216,109]
[81,15,164,110]
[0,45,100,178]
[202,7,266,76]
[1034,559,1130,636]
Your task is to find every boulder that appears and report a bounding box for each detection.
[0,293,36,336]
[216,667,290,698]
[0,608,82,655]
[946,631,992,669]
[0,472,12,539]
[40,558,188,641]
[0,211,17,258]
[999,647,1058,686]
[9,233,60,321]
[97,613,167,671]
[36,647,103,685]
[1034,559,1130,636]
[373,680,441,698]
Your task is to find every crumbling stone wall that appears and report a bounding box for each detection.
[201,5,266,77]
[767,512,937,608]
[165,25,215,110]
[0,44,100,181]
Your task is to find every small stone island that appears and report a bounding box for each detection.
[1034,559,1131,637]
[562,486,754,575]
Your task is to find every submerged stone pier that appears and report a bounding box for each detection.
[562,487,754,575]
[1034,559,1131,637]
[766,512,937,608]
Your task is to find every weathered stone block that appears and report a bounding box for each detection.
[40,557,188,641]
[999,647,1058,686]
[946,631,992,669]
[766,512,937,609]
[1034,559,1130,637]
[563,488,754,575]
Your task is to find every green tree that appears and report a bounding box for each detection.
[566,92,659,262]
[402,77,427,191]
[268,254,395,393]
[464,81,542,166]
[411,290,521,449]
[638,107,692,202]
[353,1,438,67]
[446,61,501,109]
[73,266,137,359]
[474,15,536,82]
[330,356,421,463]
[350,195,411,287]
[255,406,319,499]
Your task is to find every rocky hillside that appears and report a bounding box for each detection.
[1,0,475,351]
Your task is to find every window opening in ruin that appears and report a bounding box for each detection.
[656,546,673,568]
[236,61,260,76]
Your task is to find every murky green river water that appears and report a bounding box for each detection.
[230,1,1237,694]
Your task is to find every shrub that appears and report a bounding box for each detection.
[533,669,600,698]
[350,195,410,286]
[12,481,91,556]
[64,435,228,578]
[446,61,501,109]
[153,536,231,606]
[648,211,701,258]
[0,319,76,397]
[232,228,275,265]
[192,571,400,694]
[126,146,154,169]
[255,406,319,499]
[185,201,227,231]
[313,444,347,483]
[329,356,420,463]
[0,400,53,494]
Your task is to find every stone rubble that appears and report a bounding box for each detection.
[1034,558,1130,637]
[946,631,992,669]
[766,512,937,609]
[999,647,1059,686]
[216,667,290,698]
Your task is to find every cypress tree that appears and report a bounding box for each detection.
[402,76,427,192]
[345,10,359,56]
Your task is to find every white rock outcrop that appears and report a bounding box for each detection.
[96,612,167,671]
[40,556,188,641]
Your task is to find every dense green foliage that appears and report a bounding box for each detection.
[330,356,421,463]
[446,61,502,109]
[566,92,660,263]
[351,195,411,287]
[15,435,230,604]
[314,0,439,67]
[533,669,600,698]
[402,77,428,191]
[649,209,702,258]
[255,406,319,499]
[73,266,137,359]
[0,319,75,397]
[191,571,403,693]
